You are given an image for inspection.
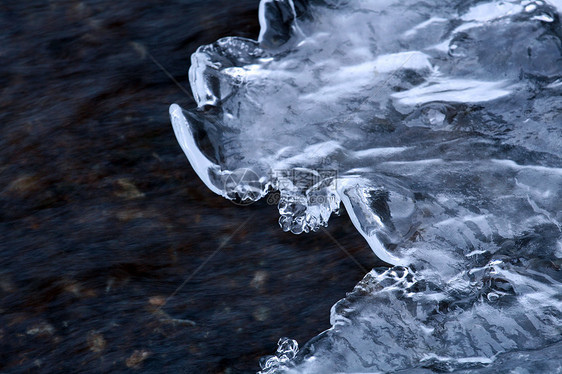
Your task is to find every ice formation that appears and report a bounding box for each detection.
[170,0,562,372]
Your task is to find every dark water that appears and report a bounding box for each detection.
[0,1,385,373]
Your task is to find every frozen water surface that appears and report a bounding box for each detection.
[170,0,562,372]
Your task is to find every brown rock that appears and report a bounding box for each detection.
[126,350,151,368]
[148,296,166,307]
[4,174,41,196]
[87,331,106,353]
[114,178,145,199]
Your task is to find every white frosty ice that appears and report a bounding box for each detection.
[169,0,562,372]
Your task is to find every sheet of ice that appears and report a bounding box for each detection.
[169,0,562,372]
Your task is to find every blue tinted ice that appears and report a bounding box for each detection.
[170,0,562,372]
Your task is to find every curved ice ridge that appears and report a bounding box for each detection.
[170,0,562,265]
[170,0,561,372]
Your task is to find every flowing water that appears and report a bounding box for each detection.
[171,0,562,372]
[1,1,386,373]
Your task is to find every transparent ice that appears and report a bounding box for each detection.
[170,0,562,372]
